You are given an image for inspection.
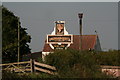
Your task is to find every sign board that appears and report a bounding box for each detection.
[47,35,73,44]
[52,44,68,49]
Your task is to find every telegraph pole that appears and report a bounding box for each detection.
[18,17,20,63]
[78,13,83,50]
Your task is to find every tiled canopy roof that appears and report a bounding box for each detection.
[42,35,97,52]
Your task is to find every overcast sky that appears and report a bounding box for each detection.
[3,2,118,52]
[1,0,120,2]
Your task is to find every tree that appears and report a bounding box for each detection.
[95,50,120,66]
[45,49,110,78]
[2,6,31,63]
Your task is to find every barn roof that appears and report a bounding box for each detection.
[42,35,98,52]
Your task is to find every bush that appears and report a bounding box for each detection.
[45,49,110,78]
[95,50,120,66]
[2,71,58,79]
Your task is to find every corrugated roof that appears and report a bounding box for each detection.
[42,35,97,52]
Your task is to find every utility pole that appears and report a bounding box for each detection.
[78,13,83,51]
[18,17,20,63]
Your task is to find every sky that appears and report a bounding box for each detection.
[1,0,120,2]
[2,2,118,52]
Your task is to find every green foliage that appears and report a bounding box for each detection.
[45,49,111,78]
[95,50,120,66]
[2,6,31,63]
[2,49,119,78]
[2,71,58,79]
[37,57,44,63]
